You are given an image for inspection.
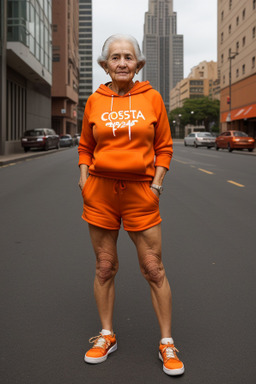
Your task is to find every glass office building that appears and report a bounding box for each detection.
[0,0,52,155]
[7,0,52,73]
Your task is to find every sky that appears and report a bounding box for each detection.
[92,0,217,91]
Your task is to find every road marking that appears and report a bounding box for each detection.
[198,168,214,175]
[173,158,190,164]
[227,180,245,188]
[0,163,16,168]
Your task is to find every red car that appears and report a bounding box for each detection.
[215,130,255,152]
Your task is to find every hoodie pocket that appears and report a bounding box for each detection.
[93,150,146,174]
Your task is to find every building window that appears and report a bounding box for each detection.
[236,16,239,25]
[253,0,256,10]
[221,11,224,21]
[242,64,245,74]
[221,32,224,44]
[53,53,60,62]
[242,8,246,19]
[236,68,239,77]
[253,27,256,38]
[229,24,232,34]
[242,36,246,46]
[221,54,224,64]
[252,56,255,68]
[236,41,239,51]
[229,0,232,10]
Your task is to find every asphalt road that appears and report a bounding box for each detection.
[0,144,255,384]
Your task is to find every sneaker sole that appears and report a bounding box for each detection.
[159,352,185,376]
[84,342,117,364]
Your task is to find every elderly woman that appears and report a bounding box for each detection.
[78,34,184,376]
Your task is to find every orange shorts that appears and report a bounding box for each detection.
[81,175,162,231]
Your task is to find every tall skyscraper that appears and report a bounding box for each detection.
[142,0,183,110]
[78,0,92,107]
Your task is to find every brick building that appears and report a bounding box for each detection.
[218,0,256,136]
[170,61,220,111]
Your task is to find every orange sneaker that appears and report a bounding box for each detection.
[159,342,185,376]
[84,333,117,364]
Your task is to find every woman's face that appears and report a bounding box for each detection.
[105,40,139,86]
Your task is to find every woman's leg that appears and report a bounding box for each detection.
[88,224,119,333]
[128,223,172,338]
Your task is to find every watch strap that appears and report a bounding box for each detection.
[150,184,163,194]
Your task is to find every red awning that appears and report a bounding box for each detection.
[221,103,256,123]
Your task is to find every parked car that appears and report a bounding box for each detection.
[59,134,73,147]
[73,133,81,146]
[21,128,59,152]
[215,130,255,152]
[184,132,216,148]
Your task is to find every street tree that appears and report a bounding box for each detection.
[169,97,220,132]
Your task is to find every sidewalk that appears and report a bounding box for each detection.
[0,148,69,166]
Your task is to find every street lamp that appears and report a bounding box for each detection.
[227,51,239,123]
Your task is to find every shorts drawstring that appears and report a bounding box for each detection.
[113,180,127,194]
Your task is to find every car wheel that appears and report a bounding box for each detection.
[24,147,30,153]
[228,143,233,152]
[194,141,198,148]
[44,142,49,151]
[207,146,211,149]
[248,148,253,152]
[184,141,187,146]
[56,142,60,149]
[215,143,219,150]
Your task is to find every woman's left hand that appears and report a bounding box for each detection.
[150,186,160,197]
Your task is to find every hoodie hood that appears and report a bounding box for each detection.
[96,80,153,97]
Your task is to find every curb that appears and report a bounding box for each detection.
[0,147,72,166]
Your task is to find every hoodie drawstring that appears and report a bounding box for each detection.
[109,93,132,140]
[110,95,114,112]
[113,180,127,194]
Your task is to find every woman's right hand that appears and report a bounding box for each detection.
[78,175,87,191]
[79,164,89,191]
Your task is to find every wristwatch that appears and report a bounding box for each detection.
[150,184,163,194]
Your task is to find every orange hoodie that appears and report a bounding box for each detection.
[78,81,173,181]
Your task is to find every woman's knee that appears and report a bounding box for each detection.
[95,251,119,285]
[140,253,165,288]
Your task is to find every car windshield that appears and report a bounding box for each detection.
[233,131,248,137]
[61,135,70,139]
[197,133,213,137]
[24,130,44,136]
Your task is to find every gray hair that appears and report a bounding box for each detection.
[97,34,146,67]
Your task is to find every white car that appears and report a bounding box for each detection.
[184,132,216,148]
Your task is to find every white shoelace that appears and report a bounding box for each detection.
[89,334,111,349]
[162,345,179,360]
[165,346,176,359]
[93,337,106,348]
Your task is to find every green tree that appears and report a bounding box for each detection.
[169,97,220,133]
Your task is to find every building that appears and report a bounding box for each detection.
[51,0,79,136]
[0,0,52,155]
[218,0,256,137]
[142,0,183,110]
[170,61,220,111]
[77,0,93,131]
